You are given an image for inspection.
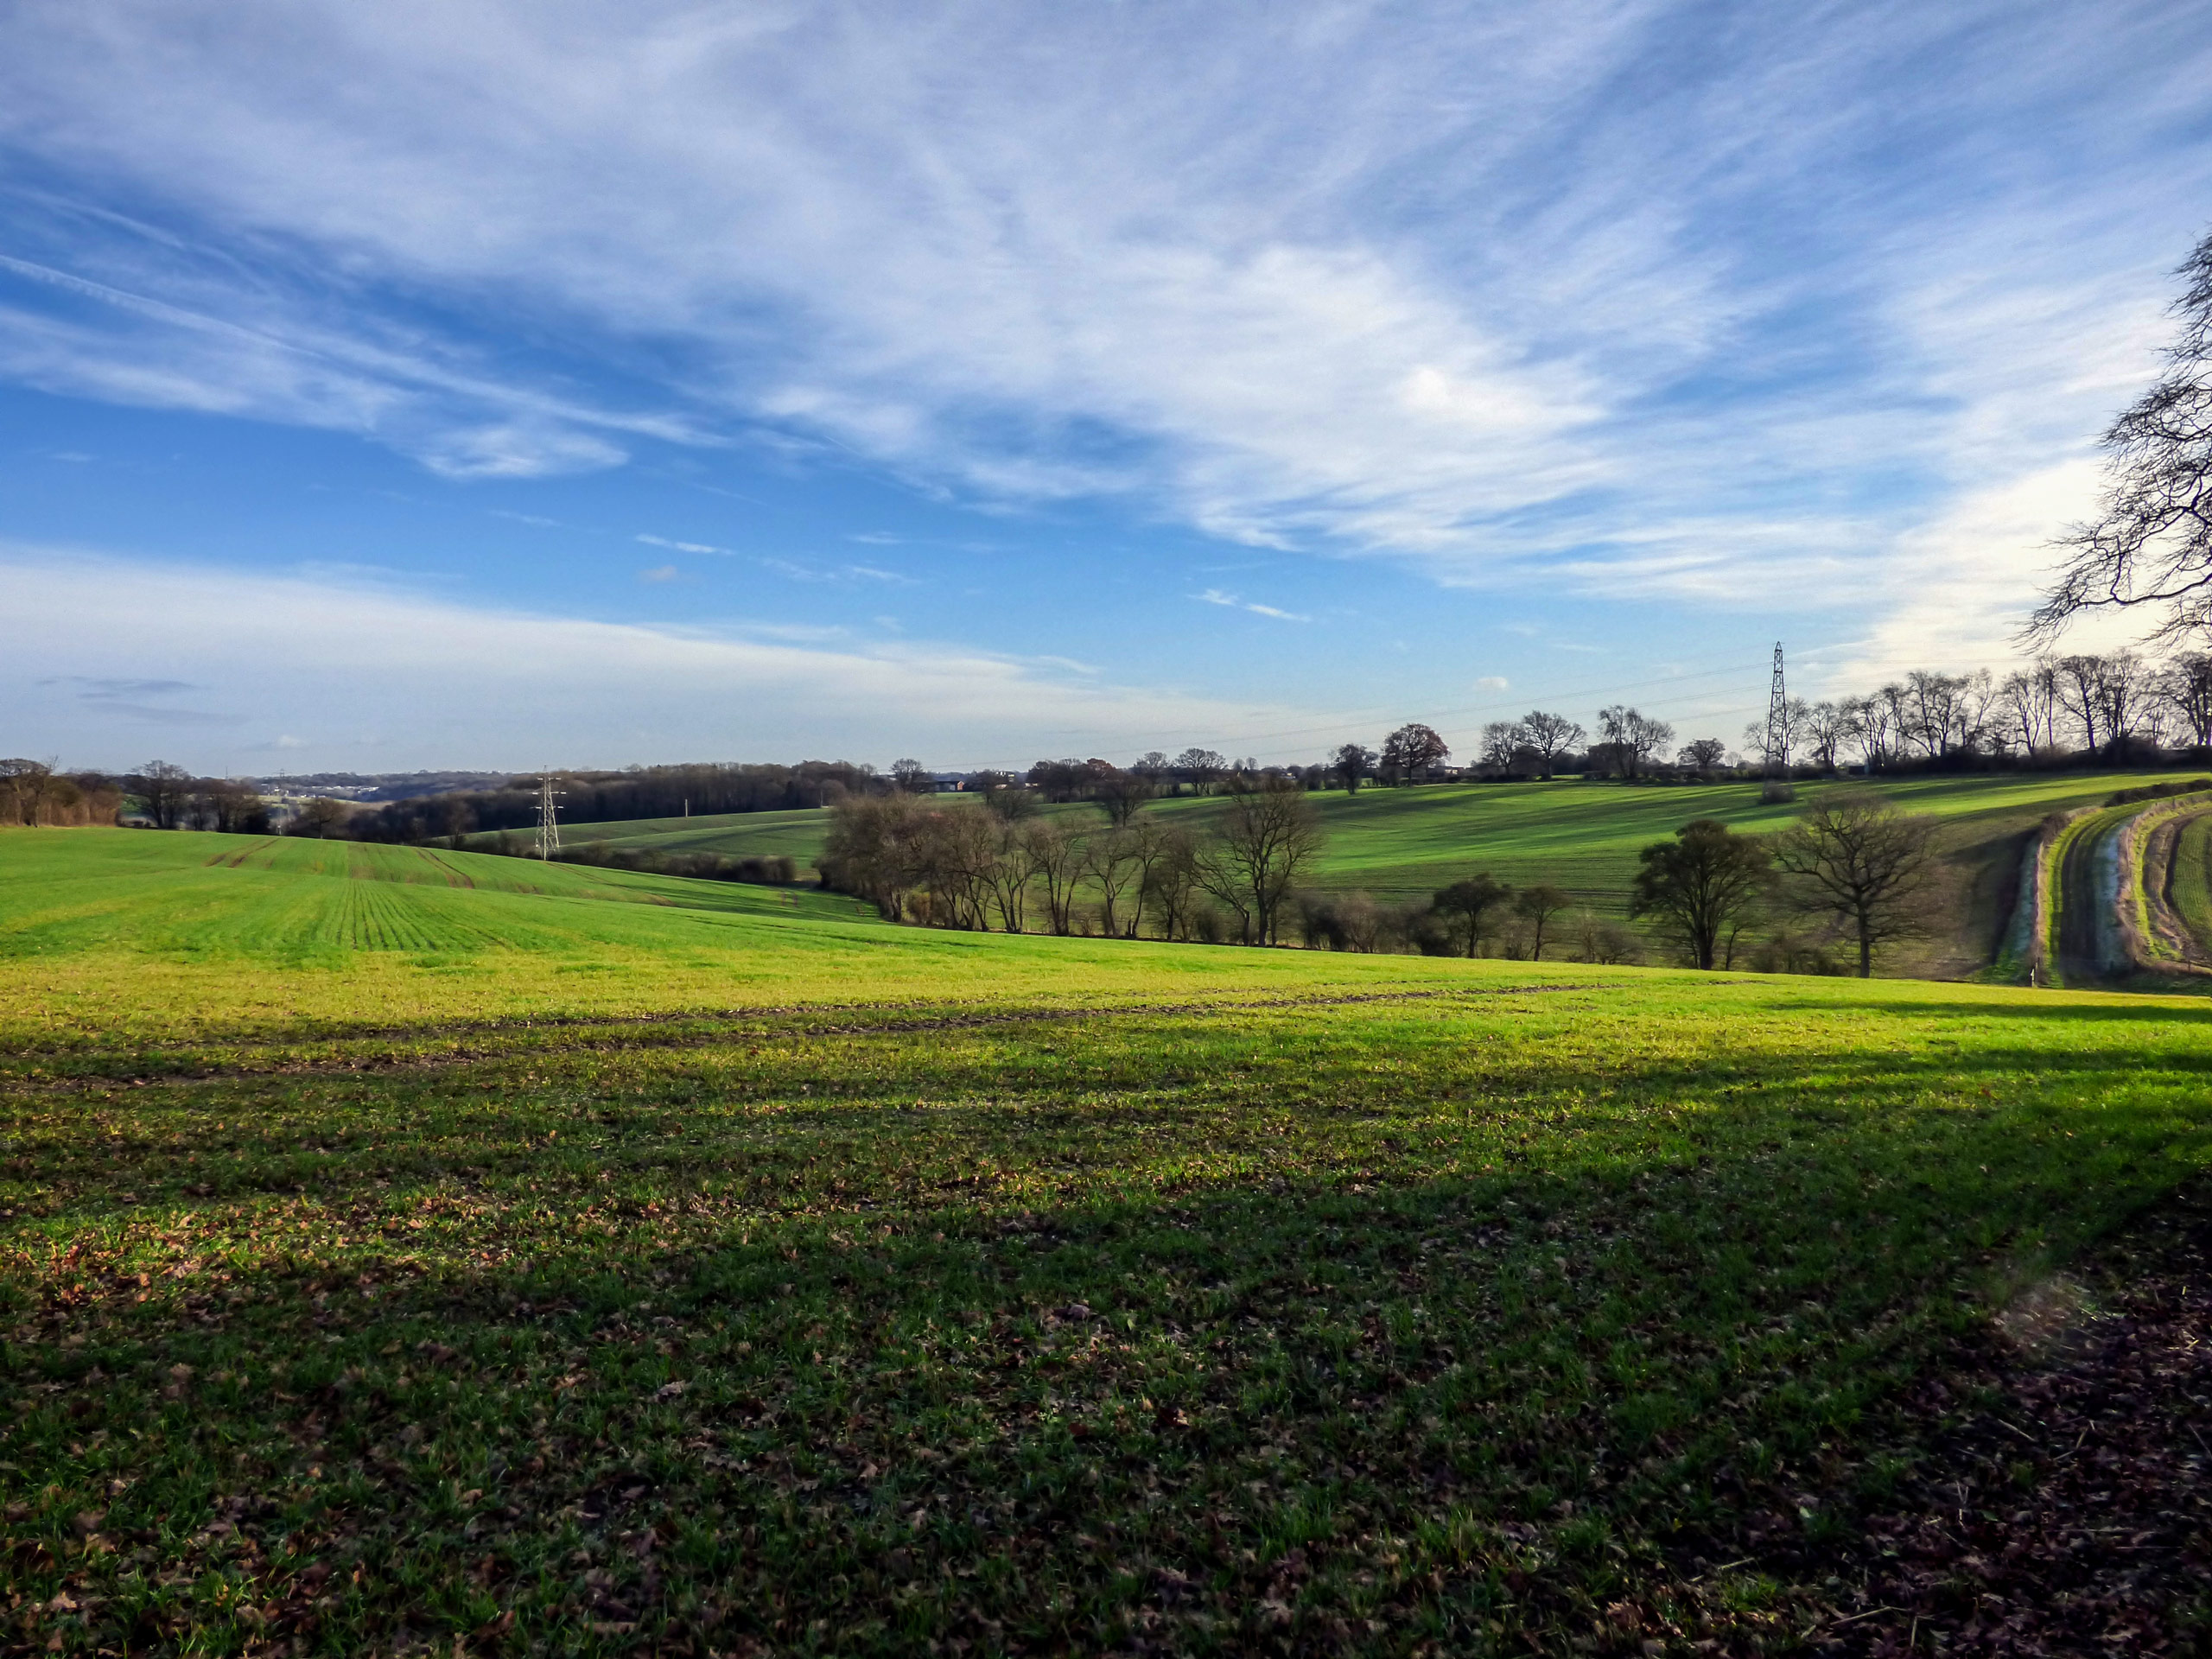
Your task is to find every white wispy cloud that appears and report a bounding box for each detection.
[3,546,1316,770]
[637,533,730,556]
[760,556,917,586]
[1195,588,1310,622]
[0,0,2208,628]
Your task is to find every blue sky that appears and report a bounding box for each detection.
[3,0,2209,774]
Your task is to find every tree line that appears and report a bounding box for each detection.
[1742,652,2212,773]
[820,777,1325,945]
[0,760,126,829]
[342,760,882,842]
[818,775,1942,977]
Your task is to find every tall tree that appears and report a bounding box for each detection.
[2035,227,2212,642]
[1512,882,1572,961]
[1995,663,2063,756]
[1173,748,1230,795]
[1084,828,1144,936]
[1800,702,1854,772]
[889,758,930,792]
[1770,791,1938,977]
[0,760,54,827]
[1517,711,1584,778]
[1676,738,1727,773]
[290,796,351,840]
[1332,742,1376,794]
[2094,651,2152,759]
[1094,769,1154,826]
[1195,778,1324,945]
[1598,707,1675,779]
[1478,721,1522,773]
[1139,824,1203,940]
[2052,655,2108,755]
[1021,817,1087,936]
[1379,722,1450,784]
[1432,874,1510,958]
[132,760,193,830]
[986,816,1039,933]
[1630,819,1769,969]
[2162,652,2212,748]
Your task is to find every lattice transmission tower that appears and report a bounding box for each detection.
[536,772,563,861]
[1770,645,1787,783]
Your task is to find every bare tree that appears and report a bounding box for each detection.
[1379,722,1450,784]
[1022,817,1087,935]
[0,760,54,827]
[1116,819,1179,938]
[1770,791,1938,977]
[1598,706,1675,779]
[1332,742,1376,794]
[1849,691,1899,769]
[983,783,1040,823]
[1893,669,1993,760]
[1175,748,1230,796]
[976,817,1035,931]
[1743,696,1809,769]
[820,793,931,917]
[1478,721,1522,773]
[1094,769,1154,826]
[914,807,996,930]
[1630,819,1769,969]
[1513,883,1572,960]
[1517,711,1584,779]
[1800,702,1854,773]
[2162,652,2212,748]
[2096,651,2152,759]
[1084,827,1145,936]
[1996,662,2063,755]
[1677,738,1727,773]
[2034,227,2212,642]
[1432,874,1510,957]
[1140,824,1203,940]
[2052,655,2109,756]
[1573,912,1644,965]
[1195,778,1325,945]
[290,796,351,840]
[889,758,930,792]
[132,760,194,830]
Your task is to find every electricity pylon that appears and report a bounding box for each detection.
[536,773,563,861]
[1763,643,1789,780]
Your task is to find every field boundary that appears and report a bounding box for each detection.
[2120,794,2212,977]
[2000,806,2093,984]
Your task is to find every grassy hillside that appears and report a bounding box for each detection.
[2170,810,2212,959]
[536,771,2210,976]
[4,830,2212,1652]
[510,804,830,868]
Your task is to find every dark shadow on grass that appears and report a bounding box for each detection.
[10,1071,2211,1657]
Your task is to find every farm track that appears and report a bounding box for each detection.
[2054,812,2113,981]
[0,981,1611,1087]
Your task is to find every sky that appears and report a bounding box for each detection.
[2,0,2209,776]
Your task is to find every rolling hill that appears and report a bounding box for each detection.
[510,770,2212,976]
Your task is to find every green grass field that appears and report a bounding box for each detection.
[2171,812,2212,960]
[6,827,2212,1652]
